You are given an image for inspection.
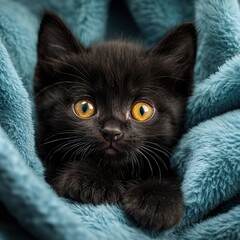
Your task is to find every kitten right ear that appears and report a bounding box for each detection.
[37,10,85,64]
[148,23,196,95]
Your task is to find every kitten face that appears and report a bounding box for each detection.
[35,11,196,171]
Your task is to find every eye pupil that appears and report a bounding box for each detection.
[139,106,145,116]
[81,102,89,113]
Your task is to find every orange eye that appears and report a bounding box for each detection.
[73,100,96,119]
[131,101,155,122]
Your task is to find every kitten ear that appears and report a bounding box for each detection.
[149,23,196,91]
[37,10,85,62]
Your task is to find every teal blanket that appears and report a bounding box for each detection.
[0,0,240,239]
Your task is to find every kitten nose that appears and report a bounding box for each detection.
[101,126,123,142]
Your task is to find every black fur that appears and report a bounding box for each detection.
[34,11,196,231]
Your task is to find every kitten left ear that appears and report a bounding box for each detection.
[37,10,85,63]
[149,23,197,91]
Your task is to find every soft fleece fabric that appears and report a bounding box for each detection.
[0,0,239,239]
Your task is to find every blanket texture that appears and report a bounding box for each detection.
[0,0,240,239]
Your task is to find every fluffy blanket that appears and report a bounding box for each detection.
[0,0,239,239]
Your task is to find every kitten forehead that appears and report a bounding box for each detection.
[91,40,144,57]
[76,41,149,95]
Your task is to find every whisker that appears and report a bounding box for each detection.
[43,130,80,141]
[146,144,171,159]
[142,87,165,98]
[74,142,92,161]
[57,71,86,82]
[46,139,84,163]
[78,143,92,162]
[141,146,162,180]
[45,56,92,80]
[61,142,83,162]
[43,57,85,76]
[144,140,172,155]
[137,148,153,176]
[142,145,168,170]
[40,136,80,146]
[126,146,142,177]
[35,81,78,98]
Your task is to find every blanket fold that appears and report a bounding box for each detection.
[0,0,239,239]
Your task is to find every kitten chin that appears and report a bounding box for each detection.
[34,10,196,231]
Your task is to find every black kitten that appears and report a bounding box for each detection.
[34,11,196,231]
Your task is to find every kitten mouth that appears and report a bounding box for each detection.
[104,147,118,156]
[102,143,119,157]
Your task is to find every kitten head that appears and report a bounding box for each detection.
[35,11,196,171]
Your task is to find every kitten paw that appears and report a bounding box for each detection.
[52,163,124,204]
[122,179,183,231]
